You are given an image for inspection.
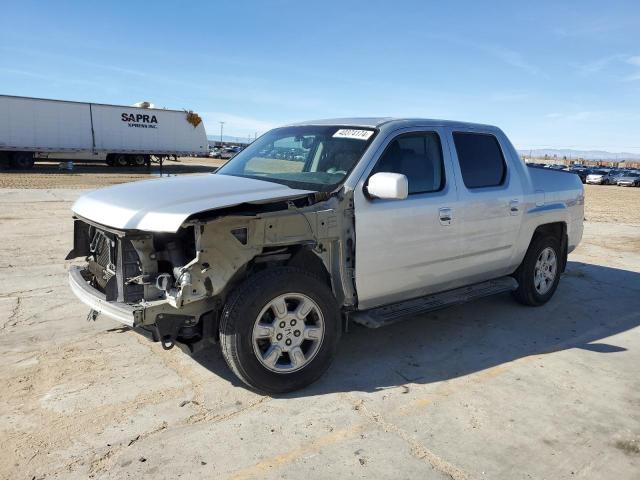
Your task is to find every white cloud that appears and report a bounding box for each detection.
[480,45,539,75]
[576,54,627,75]
[545,111,597,121]
[200,111,278,137]
[423,34,541,75]
[489,92,531,102]
[627,56,640,67]
[0,67,106,89]
[575,53,640,80]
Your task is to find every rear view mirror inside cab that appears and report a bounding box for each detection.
[366,172,408,200]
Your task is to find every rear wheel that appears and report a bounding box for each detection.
[10,152,35,170]
[219,267,340,394]
[512,235,561,306]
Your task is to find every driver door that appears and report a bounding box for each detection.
[353,128,462,310]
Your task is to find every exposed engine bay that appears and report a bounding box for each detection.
[66,192,356,349]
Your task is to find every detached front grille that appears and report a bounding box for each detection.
[89,230,116,289]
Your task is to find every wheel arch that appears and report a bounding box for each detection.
[530,221,568,273]
[208,245,334,340]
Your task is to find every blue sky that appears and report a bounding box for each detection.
[1,1,639,152]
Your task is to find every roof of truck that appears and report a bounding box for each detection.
[0,94,187,113]
[287,117,499,131]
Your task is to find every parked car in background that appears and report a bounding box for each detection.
[220,146,242,159]
[586,170,616,185]
[617,172,640,187]
[569,167,591,183]
[610,170,631,182]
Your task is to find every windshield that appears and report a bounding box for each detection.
[216,125,377,191]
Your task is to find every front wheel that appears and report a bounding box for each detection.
[512,235,562,306]
[219,267,340,394]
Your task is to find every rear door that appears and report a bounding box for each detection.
[353,127,462,310]
[446,129,524,282]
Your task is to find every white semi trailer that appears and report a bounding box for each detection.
[0,95,208,169]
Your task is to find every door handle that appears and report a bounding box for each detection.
[509,200,520,215]
[439,207,453,225]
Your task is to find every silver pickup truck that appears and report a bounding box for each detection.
[67,118,584,393]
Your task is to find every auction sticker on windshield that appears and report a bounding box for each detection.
[332,129,374,141]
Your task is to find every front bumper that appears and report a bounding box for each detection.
[69,265,142,327]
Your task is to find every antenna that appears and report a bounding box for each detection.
[219,121,225,144]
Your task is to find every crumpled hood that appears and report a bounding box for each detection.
[72,173,314,232]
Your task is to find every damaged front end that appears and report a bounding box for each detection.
[67,191,356,349]
[67,217,216,348]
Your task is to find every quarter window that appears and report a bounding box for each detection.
[371,132,445,194]
[453,132,506,188]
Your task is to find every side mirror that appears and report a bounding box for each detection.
[367,172,408,200]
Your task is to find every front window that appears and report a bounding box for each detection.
[370,132,445,195]
[217,126,377,191]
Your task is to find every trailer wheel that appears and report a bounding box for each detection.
[131,155,147,167]
[105,154,115,166]
[114,154,129,167]
[0,152,10,169]
[10,152,35,170]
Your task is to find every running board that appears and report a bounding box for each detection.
[351,277,518,329]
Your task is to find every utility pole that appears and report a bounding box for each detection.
[219,121,225,144]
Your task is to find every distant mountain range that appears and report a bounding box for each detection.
[207,135,252,145]
[517,148,640,161]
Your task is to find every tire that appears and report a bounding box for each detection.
[10,152,34,170]
[105,155,115,166]
[0,151,10,169]
[131,154,147,167]
[512,234,562,306]
[219,267,341,394]
[114,154,129,167]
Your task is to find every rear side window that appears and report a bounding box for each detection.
[453,132,506,188]
[371,132,445,194]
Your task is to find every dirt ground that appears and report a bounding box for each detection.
[0,175,638,479]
